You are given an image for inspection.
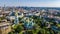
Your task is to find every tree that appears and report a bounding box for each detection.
[14,25,23,33]
[8,31,15,34]
[9,24,23,34]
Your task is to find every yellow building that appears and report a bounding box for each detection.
[0,23,11,34]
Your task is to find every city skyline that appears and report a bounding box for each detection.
[0,0,60,7]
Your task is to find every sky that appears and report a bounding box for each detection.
[0,0,60,7]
